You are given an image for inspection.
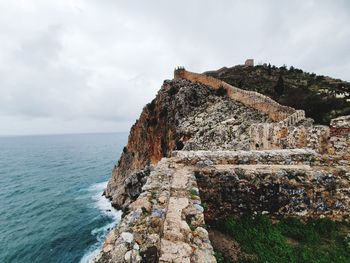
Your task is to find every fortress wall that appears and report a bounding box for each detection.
[279,110,305,126]
[172,149,317,166]
[172,150,350,221]
[196,166,350,222]
[174,68,349,155]
[249,124,330,154]
[174,68,222,89]
[174,68,297,122]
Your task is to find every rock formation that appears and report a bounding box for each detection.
[105,78,269,210]
[96,66,350,263]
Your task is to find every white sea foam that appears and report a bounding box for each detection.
[80,181,121,263]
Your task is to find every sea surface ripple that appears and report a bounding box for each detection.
[0,133,127,263]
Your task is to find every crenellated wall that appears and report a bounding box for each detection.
[249,124,330,153]
[174,68,297,122]
[174,68,350,155]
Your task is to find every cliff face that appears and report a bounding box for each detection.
[105,79,269,209]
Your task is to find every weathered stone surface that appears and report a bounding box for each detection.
[159,239,192,263]
[331,115,350,129]
[105,77,270,210]
[195,164,350,222]
[95,69,349,263]
[95,159,216,263]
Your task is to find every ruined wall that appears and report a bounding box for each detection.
[172,149,317,166]
[196,166,350,223]
[329,115,350,157]
[249,124,330,154]
[94,158,216,263]
[171,150,350,223]
[175,68,350,155]
[174,68,296,122]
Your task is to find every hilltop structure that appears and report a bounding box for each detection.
[244,59,254,67]
[95,68,350,263]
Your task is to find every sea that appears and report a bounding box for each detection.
[0,133,128,263]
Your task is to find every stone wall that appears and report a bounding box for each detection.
[329,115,350,157]
[174,68,350,155]
[174,68,297,122]
[172,149,317,166]
[94,158,216,263]
[173,149,347,166]
[173,150,350,222]
[196,165,350,222]
[96,148,349,262]
[249,124,330,153]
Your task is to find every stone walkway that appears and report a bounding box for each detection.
[94,159,216,263]
[94,149,349,263]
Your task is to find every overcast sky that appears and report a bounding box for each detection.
[0,0,349,136]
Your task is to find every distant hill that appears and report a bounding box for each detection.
[205,64,350,124]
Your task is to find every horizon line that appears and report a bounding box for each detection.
[0,131,129,138]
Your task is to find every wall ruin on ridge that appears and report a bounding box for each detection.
[174,67,296,122]
[174,67,350,157]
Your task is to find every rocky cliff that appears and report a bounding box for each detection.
[105,79,269,210]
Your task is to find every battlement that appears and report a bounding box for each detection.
[173,68,350,155]
[174,68,298,122]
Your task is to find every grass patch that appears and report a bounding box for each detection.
[214,251,232,263]
[214,214,350,263]
[189,188,198,198]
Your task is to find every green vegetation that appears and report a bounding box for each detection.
[213,214,350,263]
[274,75,285,96]
[190,188,199,198]
[215,251,231,263]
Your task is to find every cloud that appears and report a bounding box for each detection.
[0,0,349,135]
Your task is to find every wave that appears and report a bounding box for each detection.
[80,181,121,263]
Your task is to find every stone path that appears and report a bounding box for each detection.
[94,149,349,263]
[160,166,215,262]
[94,159,216,263]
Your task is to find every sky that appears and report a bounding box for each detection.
[0,0,349,136]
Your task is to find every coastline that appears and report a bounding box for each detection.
[80,181,122,263]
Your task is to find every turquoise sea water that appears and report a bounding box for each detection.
[0,133,127,263]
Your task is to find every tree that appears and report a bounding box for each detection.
[274,75,284,96]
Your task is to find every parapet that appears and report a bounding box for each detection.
[173,68,299,122]
[173,68,350,155]
[174,66,186,79]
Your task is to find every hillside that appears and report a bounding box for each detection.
[205,64,350,124]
